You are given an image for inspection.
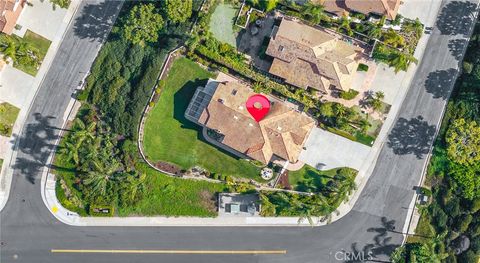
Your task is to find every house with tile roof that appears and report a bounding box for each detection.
[0,0,24,35]
[185,77,315,165]
[265,18,364,94]
[317,0,402,20]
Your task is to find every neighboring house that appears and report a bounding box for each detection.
[218,193,260,217]
[185,77,315,165]
[317,0,402,20]
[265,18,364,94]
[0,0,25,35]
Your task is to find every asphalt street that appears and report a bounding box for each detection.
[0,0,478,262]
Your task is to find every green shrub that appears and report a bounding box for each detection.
[418,187,432,196]
[463,62,473,74]
[339,89,359,100]
[357,63,369,72]
[76,89,89,101]
[469,198,480,213]
[454,214,473,233]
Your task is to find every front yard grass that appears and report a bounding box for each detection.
[117,163,226,217]
[288,165,357,193]
[11,30,52,76]
[209,3,238,47]
[0,102,20,136]
[143,57,262,181]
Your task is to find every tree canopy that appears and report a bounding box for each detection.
[446,118,480,166]
[122,3,164,46]
[161,0,193,24]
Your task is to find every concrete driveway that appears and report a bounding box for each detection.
[0,66,35,108]
[13,0,68,40]
[299,127,371,171]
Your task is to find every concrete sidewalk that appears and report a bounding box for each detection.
[0,0,82,212]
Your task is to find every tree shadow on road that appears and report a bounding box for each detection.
[12,113,60,184]
[436,1,478,36]
[424,69,458,100]
[345,217,400,263]
[73,0,123,42]
[448,38,469,61]
[387,116,436,159]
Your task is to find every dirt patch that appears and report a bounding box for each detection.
[154,161,183,175]
[278,171,292,190]
[199,190,217,213]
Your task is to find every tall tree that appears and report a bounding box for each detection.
[446,118,480,166]
[83,158,120,196]
[122,3,164,47]
[391,52,418,73]
[302,1,326,25]
[367,23,383,39]
[161,0,193,24]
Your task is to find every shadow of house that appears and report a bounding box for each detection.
[448,38,469,62]
[73,0,123,42]
[387,116,436,159]
[424,68,458,100]
[436,1,478,37]
[13,113,60,184]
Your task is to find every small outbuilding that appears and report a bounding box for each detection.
[218,193,260,216]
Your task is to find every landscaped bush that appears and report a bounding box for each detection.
[339,89,359,100]
[357,63,369,72]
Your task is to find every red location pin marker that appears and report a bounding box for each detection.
[246,94,270,122]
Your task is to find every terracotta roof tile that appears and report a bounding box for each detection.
[193,79,315,164]
[265,18,363,92]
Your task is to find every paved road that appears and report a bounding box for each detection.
[1,0,478,262]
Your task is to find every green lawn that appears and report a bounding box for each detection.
[289,165,356,193]
[143,57,262,181]
[8,30,52,76]
[406,212,436,243]
[0,102,20,136]
[0,159,3,170]
[209,3,238,47]
[117,163,226,217]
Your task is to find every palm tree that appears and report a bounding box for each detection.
[375,91,385,100]
[1,38,16,62]
[302,2,326,25]
[119,172,146,206]
[391,52,418,73]
[383,29,405,48]
[358,118,371,134]
[367,23,383,39]
[60,140,82,166]
[72,119,96,145]
[339,17,353,36]
[83,158,120,196]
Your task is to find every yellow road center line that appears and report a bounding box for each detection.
[51,249,287,254]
